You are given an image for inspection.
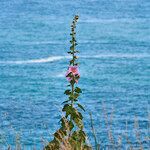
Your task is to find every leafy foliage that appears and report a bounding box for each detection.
[45,15,90,150]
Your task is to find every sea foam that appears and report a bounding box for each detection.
[0,54,149,65]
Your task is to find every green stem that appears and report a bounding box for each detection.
[72,36,75,66]
[71,82,74,106]
[69,15,78,132]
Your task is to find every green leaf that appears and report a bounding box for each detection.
[60,118,74,131]
[67,51,73,54]
[62,104,75,117]
[73,118,83,129]
[70,46,74,50]
[64,89,71,95]
[74,63,79,66]
[75,75,80,80]
[71,108,83,120]
[73,56,77,60]
[75,50,79,53]
[66,72,72,77]
[77,103,85,111]
[60,117,68,128]
[71,131,78,141]
[75,87,82,93]
[74,93,79,99]
[62,100,70,104]
[78,130,86,142]
[70,60,74,65]
[70,79,75,85]
[54,129,66,142]
[68,121,74,131]
[71,130,86,145]
[62,104,69,111]
[78,112,83,120]
[69,96,74,100]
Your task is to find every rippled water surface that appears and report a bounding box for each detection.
[0,0,150,148]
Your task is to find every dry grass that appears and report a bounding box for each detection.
[0,108,149,150]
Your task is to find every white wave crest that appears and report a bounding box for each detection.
[0,56,70,64]
[0,54,149,65]
[82,54,150,59]
[81,18,149,23]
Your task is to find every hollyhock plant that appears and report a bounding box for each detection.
[46,15,90,150]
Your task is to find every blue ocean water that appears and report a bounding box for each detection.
[0,0,150,148]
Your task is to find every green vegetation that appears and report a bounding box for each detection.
[45,15,90,150]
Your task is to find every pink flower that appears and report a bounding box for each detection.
[66,66,80,83]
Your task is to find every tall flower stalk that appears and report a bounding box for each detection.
[46,15,90,150]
